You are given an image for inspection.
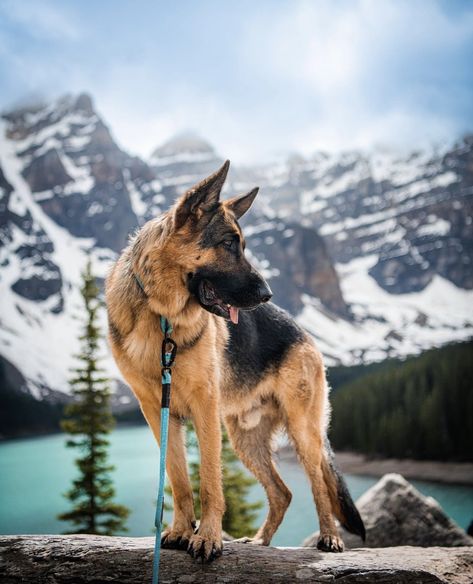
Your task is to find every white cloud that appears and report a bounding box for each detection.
[236,0,473,156]
[108,0,472,162]
[0,0,81,41]
[241,1,362,96]
[296,106,459,156]
[0,0,471,164]
[96,84,259,163]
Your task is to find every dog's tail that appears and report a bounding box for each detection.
[321,438,366,541]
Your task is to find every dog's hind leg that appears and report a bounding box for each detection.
[224,412,292,545]
[280,348,365,551]
[138,397,196,550]
[286,414,345,551]
[280,365,345,552]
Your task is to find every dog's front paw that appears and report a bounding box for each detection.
[187,530,223,563]
[161,524,195,550]
[317,533,344,552]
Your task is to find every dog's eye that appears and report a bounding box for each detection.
[222,239,234,249]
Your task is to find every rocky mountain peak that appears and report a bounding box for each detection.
[74,93,94,115]
[151,131,216,161]
[2,93,97,143]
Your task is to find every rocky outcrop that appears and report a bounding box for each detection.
[150,132,223,185]
[244,215,350,317]
[3,94,140,252]
[22,148,72,193]
[0,162,63,307]
[1,535,472,584]
[304,473,473,549]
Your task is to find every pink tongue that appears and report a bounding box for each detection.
[229,306,239,324]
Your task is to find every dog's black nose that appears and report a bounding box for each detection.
[258,282,272,303]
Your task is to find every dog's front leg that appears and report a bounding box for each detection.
[136,396,196,549]
[188,394,224,562]
[161,416,197,550]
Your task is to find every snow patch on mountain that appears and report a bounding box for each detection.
[0,117,120,398]
[299,255,473,365]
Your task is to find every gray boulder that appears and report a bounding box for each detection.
[304,473,473,548]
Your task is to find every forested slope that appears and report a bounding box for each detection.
[329,341,473,461]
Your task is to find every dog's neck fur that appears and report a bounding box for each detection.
[122,225,210,345]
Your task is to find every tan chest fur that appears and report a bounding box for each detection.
[111,307,231,420]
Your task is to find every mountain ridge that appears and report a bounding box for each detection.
[1,92,472,401]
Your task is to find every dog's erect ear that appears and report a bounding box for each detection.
[173,160,230,229]
[225,187,259,220]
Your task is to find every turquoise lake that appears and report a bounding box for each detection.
[1,426,472,545]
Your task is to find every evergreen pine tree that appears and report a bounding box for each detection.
[58,259,129,535]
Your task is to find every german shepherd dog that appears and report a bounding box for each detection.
[106,161,365,562]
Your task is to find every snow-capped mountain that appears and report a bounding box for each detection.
[150,133,349,318]
[1,93,472,401]
[236,142,473,294]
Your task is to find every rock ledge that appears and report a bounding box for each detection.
[1,535,473,583]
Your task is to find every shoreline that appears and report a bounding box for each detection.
[277,446,473,486]
[3,429,473,486]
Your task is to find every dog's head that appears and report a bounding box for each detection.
[169,160,272,323]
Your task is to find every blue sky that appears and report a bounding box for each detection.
[0,0,472,163]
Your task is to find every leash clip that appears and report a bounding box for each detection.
[161,337,177,370]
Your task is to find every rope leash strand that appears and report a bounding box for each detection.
[152,317,176,584]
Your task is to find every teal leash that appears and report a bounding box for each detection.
[152,316,177,584]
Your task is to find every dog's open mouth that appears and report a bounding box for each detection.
[198,280,239,324]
